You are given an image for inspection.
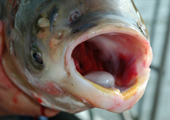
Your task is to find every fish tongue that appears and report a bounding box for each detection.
[84,71,115,88]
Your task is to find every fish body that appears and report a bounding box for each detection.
[0,0,152,113]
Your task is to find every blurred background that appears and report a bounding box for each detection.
[75,0,170,120]
[1,0,170,120]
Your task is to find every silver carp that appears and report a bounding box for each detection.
[0,0,152,113]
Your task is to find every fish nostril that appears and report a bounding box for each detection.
[69,11,81,23]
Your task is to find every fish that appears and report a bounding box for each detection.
[0,0,152,113]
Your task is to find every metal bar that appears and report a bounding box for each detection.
[136,0,161,119]
[136,96,144,120]
[120,111,133,120]
[120,113,126,120]
[150,1,170,120]
[89,110,94,120]
[150,0,161,46]
[150,65,160,72]
[136,65,160,120]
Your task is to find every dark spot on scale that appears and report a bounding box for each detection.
[73,23,96,34]
[12,40,17,57]
[49,7,58,31]
[7,30,11,35]
[0,3,3,19]
[11,0,21,28]
[35,1,51,13]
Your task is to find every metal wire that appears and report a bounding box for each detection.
[121,111,133,120]
[150,0,161,46]
[89,110,94,120]
[150,1,170,120]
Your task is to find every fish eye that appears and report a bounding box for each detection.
[31,51,43,65]
[69,11,80,23]
[30,44,44,70]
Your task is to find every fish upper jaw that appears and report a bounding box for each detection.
[64,24,152,113]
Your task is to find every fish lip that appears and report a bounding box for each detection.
[65,24,152,112]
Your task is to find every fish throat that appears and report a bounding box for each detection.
[72,33,145,88]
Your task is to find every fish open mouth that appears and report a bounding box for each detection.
[72,34,140,88]
[71,32,151,91]
[65,25,152,112]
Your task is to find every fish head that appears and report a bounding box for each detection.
[2,0,152,113]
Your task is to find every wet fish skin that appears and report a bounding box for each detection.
[0,0,152,113]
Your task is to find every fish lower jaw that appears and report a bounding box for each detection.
[65,25,152,112]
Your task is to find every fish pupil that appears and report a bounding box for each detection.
[33,52,43,64]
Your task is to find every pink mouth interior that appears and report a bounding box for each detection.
[72,33,145,87]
